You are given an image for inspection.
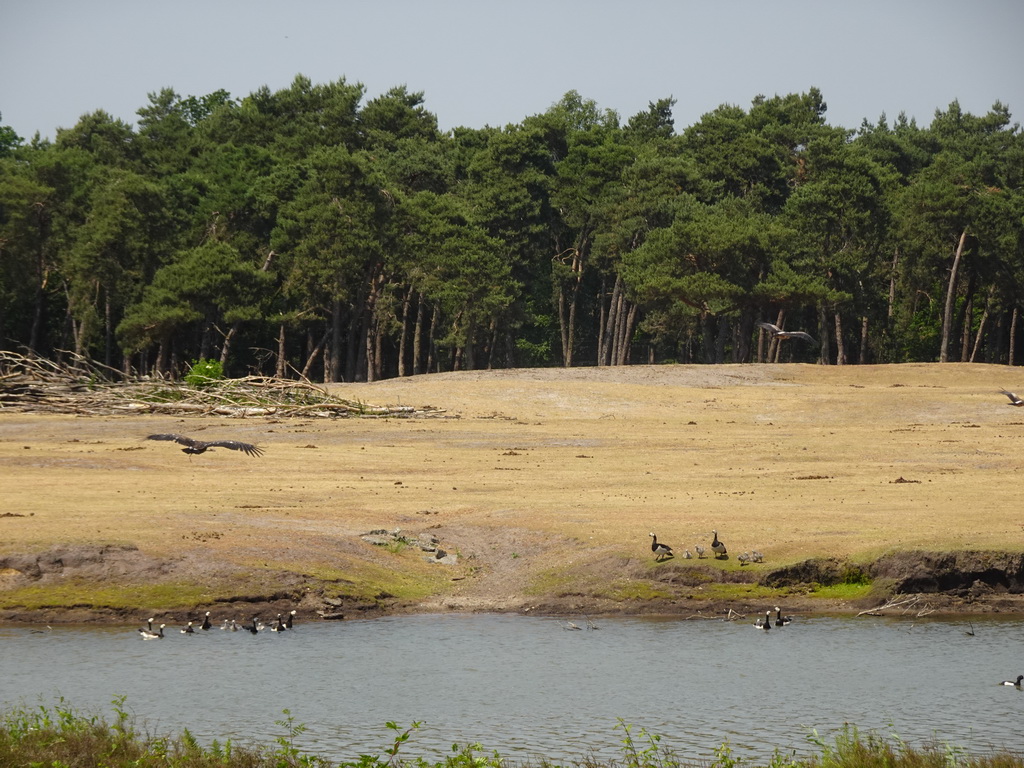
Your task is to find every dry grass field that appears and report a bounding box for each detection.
[1,362,1022,621]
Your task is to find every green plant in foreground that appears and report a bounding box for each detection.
[3,700,1024,768]
[185,357,224,388]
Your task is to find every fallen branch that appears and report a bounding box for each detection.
[857,594,933,617]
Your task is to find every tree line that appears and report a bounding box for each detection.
[1,77,1022,381]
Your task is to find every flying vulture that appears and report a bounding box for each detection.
[146,434,263,457]
[757,321,817,345]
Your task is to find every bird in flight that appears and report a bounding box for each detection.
[999,389,1024,406]
[757,321,817,345]
[146,434,264,457]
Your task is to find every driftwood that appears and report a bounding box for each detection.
[857,594,935,618]
[0,351,445,419]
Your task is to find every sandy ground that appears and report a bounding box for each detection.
[1,362,1023,623]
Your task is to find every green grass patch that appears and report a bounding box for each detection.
[312,553,456,603]
[602,579,675,601]
[0,579,214,611]
[809,582,875,600]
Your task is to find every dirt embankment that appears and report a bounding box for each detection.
[3,542,1024,626]
[3,361,1024,625]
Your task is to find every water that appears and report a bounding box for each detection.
[2,613,1023,762]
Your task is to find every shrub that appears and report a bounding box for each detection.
[185,358,224,388]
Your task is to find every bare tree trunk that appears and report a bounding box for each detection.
[969,286,995,363]
[834,310,846,365]
[104,293,113,368]
[426,305,440,373]
[557,288,569,365]
[276,324,287,378]
[859,316,869,364]
[300,329,329,381]
[960,294,973,363]
[770,309,785,363]
[155,339,168,376]
[888,248,899,319]
[621,304,639,365]
[817,305,830,365]
[329,299,344,382]
[596,274,609,364]
[398,289,411,377]
[601,275,623,366]
[1010,306,1019,366]
[940,229,968,363]
[413,294,425,375]
[219,325,237,370]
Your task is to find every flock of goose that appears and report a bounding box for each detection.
[137,610,296,639]
[649,530,750,563]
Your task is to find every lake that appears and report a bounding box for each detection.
[2,612,1022,762]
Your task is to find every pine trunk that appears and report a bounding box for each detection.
[940,229,968,363]
[276,324,287,378]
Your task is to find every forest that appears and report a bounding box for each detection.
[1,78,1022,381]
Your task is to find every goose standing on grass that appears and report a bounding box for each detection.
[1000,389,1024,406]
[695,545,706,559]
[683,549,693,559]
[139,623,166,640]
[200,611,212,631]
[738,552,750,566]
[1001,675,1024,687]
[754,611,772,631]
[649,532,674,562]
[711,530,727,559]
[751,551,764,563]
[774,607,793,626]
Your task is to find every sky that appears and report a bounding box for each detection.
[2,1,1023,142]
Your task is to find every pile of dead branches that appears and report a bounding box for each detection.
[0,351,445,419]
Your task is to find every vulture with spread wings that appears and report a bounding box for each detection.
[757,321,817,345]
[147,434,264,457]
[1000,389,1024,407]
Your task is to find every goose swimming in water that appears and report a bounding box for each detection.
[754,611,772,631]
[139,623,166,640]
[1001,675,1024,687]
[284,610,296,629]
[200,611,212,630]
[649,532,674,562]
[181,621,195,634]
[774,607,792,626]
